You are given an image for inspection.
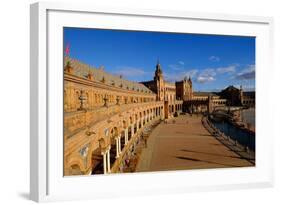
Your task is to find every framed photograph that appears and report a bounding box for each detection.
[30,2,274,202]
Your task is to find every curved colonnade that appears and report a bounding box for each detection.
[64,72,183,175]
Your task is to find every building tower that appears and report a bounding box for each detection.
[185,76,193,100]
[154,60,165,101]
[207,94,213,114]
[239,85,244,106]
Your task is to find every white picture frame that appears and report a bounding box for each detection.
[30,2,274,202]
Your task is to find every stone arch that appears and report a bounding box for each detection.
[110,127,119,139]
[122,120,127,129]
[90,144,103,175]
[98,138,106,151]
[109,127,119,168]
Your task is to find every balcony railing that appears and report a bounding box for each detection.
[64,101,164,139]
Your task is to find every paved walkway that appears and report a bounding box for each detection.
[136,114,253,172]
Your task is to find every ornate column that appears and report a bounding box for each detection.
[125,128,128,145]
[118,135,122,154]
[131,125,134,137]
[107,147,111,173]
[102,152,107,174]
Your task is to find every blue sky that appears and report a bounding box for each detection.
[64,27,255,91]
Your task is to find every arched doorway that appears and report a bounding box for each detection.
[109,127,118,167]
[91,147,103,175]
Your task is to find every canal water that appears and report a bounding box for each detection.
[212,120,255,151]
[241,108,255,127]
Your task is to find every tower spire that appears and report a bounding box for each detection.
[155,57,162,75]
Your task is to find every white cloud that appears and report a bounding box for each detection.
[197,76,215,83]
[236,64,255,80]
[209,56,220,62]
[216,65,236,74]
[178,61,185,65]
[196,68,216,83]
[183,69,198,78]
[201,68,216,76]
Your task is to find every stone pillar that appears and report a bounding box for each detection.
[125,128,128,145]
[131,125,134,137]
[103,152,107,174]
[115,138,119,158]
[208,95,213,114]
[107,148,111,173]
[118,136,121,154]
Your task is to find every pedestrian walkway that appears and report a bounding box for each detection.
[136,114,253,172]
